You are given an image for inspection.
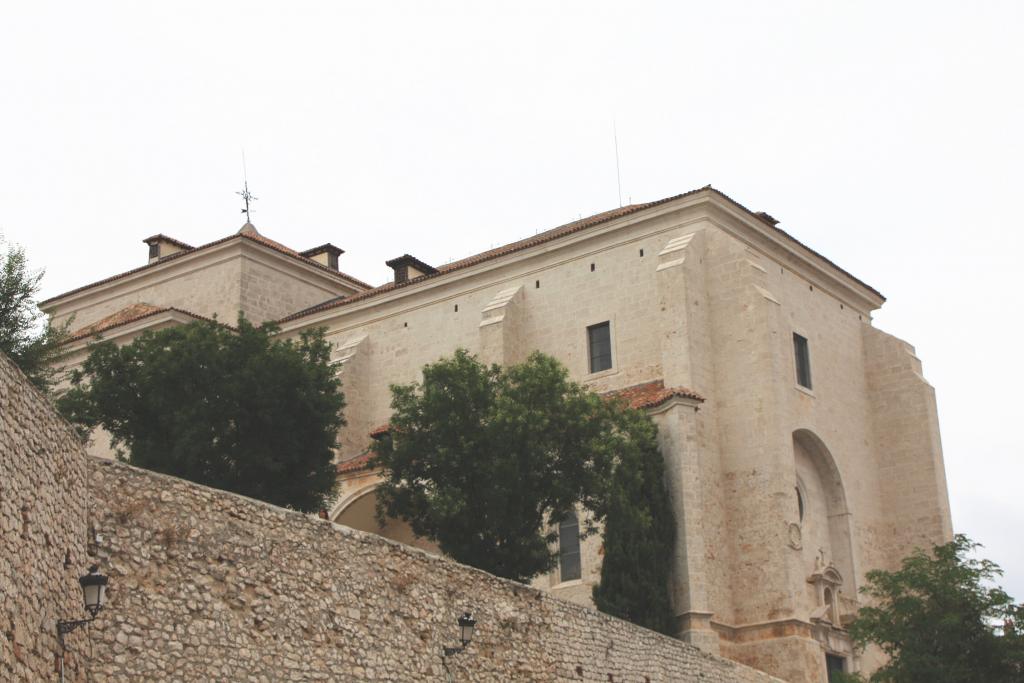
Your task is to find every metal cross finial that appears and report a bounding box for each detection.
[237,180,258,223]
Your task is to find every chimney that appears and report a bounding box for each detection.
[385,254,439,284]
[143,234,193,264]
[300,244,344,271]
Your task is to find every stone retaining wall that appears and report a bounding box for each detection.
[86,458,781,682]
[0,355,89,681]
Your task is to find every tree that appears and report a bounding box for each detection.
[842,534,1024,683]
[0,235,70,392]
[591,403,676,635]
[57,316,344,512]
[373,349,624,583]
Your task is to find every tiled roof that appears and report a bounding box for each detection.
[142,234,194,250]
[282,186,884,323]
[42,228,372,306]
[603,380,704,410]
[301,243,344,257]
[336,452,374,474]
[369,423,390,438]
[64,304,223,344]
[384,254,439,275]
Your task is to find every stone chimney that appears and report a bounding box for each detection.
[301,244,344,271]
[143,234,193,264]
[385,255,439,284]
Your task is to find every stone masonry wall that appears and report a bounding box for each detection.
[0,354,89,681]
[85,457,782,682]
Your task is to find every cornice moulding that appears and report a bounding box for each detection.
[280,191,881,334]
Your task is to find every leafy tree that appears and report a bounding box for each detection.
[373,349,625,583]
[57,316,344,512]
[0,235,70,392]
[841,534,1024,683]
[592,403,676,635]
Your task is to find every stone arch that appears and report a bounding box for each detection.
[331,484,440,554]
[792,429,857,609]
[794,429,849,516]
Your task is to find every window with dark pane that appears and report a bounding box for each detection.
[825,654,846,682]
[587,322,612,373]
[793,333,812,389]
[558,511,582,581]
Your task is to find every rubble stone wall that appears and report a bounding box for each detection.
[86,457,781,682]
[0,354,89,681]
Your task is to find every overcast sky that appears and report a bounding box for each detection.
[2,2,1021,599]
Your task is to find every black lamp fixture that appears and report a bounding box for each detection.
[441,611,477,680]
[57,565,109,648]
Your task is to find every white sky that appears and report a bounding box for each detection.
[2,2,1021,599]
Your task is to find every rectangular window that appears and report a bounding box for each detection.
[825,654,846,682]
[587,322,612,373]
[793,333,812,389]
[559,513,582,582]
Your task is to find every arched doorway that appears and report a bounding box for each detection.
[792,429,856,622]
[332,486,441,555]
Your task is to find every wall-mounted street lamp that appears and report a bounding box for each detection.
[57,565,109,681]
[441,612,477,682]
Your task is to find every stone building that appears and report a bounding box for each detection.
[42,186,954,682]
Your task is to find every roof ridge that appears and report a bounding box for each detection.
[280,185,883,324]
[42,230,371,306]
[63,304,231,344]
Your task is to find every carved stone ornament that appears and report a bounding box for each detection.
[787,522,802,550]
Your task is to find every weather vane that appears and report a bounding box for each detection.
[237,181,257,223]
[237,150,257,223]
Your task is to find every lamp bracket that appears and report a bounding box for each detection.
[57,617,94,648]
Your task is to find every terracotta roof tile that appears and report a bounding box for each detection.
[602,380,704,409]
[68,303,165,340]
[301,243,344,257]
[64,304,226,344]
[42,229,371,306]
[336,452,374,474]
[282,186,883,323]
[385,254,439,274]
[369,423,390,438]
[142,234,194,250]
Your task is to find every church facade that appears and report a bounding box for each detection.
[43,186,953,683]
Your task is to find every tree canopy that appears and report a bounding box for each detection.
[57,316,345,512]
[0,235,69,392]
[842,534,1024,683]
[592,403,676,635]
[373,349,616,582]
[372,347,677,625]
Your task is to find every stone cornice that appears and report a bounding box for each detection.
[645,394,703,416]
[280,189,883,334]
[702,198,884,315]
[42,237,357,318]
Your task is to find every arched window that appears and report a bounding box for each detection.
[558,511,582,582]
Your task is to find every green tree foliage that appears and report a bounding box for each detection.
[57,317,344,512]
[591,402,676,635]
[0,235,70,392]
[373,349,637,584]
[843,534,1024,683]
